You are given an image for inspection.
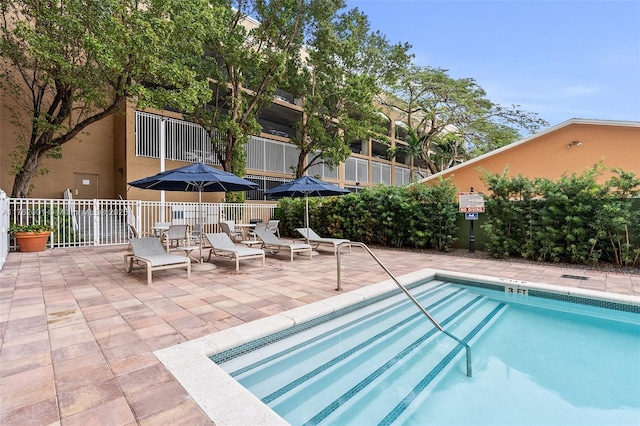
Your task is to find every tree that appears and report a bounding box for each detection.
[1,0,217,197]
[383,66,547,175]
[386,128,427,182]
[186,0,310,182]
[282,2,411,178]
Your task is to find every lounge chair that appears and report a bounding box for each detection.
[204,233,265,271]
[254,229,312,261]
[265,220,280,237]
[248,222,267,240]
[163,224,190,251]
[295,228,351,255]
[220,220,242,242]
[125,237,191,284]
[190,223,203,245]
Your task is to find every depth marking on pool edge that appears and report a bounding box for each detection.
[505,286,528,296]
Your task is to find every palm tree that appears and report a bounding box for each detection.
[387,128,429,182]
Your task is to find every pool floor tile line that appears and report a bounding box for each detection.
[300,295,486,426]
[378,302,507,426]
[0,245,638,425]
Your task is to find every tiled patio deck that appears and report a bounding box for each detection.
[1,243,639,425]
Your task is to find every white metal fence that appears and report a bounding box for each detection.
[6,198,276,250]
[0,190,9,269]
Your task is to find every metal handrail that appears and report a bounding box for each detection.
[336,241,472,377]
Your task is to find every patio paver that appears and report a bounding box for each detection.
[1,244,638,425]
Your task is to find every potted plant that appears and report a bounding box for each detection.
[9,223,53,252]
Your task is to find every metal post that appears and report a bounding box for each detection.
[469,187,475,253]
[160,118,166,222]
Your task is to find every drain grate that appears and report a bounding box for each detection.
[561,274,589,280]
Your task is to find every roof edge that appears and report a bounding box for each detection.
[418,118,640,184]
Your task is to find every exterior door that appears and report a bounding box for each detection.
[74,173,99,199]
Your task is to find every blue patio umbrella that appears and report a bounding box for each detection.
[128,163,258,266]
[128,162,258,193]
[265,175,349,243]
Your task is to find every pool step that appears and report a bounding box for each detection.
[225,284,507,426]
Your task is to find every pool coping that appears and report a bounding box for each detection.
[153,268,640,426]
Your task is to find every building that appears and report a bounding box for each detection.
[419,119,640,193]
[0,87,422,202]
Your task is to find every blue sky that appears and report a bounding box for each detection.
[347,0,640,129]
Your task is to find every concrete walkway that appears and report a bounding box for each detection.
[1,244,638,425]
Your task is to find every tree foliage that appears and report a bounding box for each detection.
[1,0,216,197]
[276,178,459,251]
[186,0,311,183]
[480,164,640,266]
[281,2,411,177]
[383,66,548,175]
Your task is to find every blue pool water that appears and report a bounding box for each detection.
[216,281,640,425]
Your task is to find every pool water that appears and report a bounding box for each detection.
[218,281,640,425]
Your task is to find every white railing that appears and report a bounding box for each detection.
[0,190,9,269]
[7,198,276,250]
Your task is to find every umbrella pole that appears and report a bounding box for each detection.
[305,193,310,244]
[302,192,319,256]
[191,187,216,271]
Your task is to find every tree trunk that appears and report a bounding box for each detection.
[296,153,306,178]
[11,149,45,198]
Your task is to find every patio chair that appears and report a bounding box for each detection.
[248,222,267,240]
[265,220,280,237]
[190,223,203,245]
[204,233,265,271]
[163,224,190,251]
[125,237,191,284]
[254,229,312,261]
[295,228,351,255]
[127,223,155,239]
[220,220,242,242]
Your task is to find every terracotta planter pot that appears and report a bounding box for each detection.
[13,231,52,252]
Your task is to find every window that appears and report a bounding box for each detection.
[246,136,300,174]
[344,157,368,183]
[395,166,411,186]
[135,111,221,165]
[307,151,339,180]
[348,139,368,155]
[244,175,290,201]
[371,140,389,160]
[371,161,391,185]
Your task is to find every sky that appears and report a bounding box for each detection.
[347,0,640,130]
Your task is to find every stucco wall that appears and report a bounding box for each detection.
[424,121,640,194]
[1,105,117,199]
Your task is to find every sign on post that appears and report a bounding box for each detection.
[458,192,485,213]
[465,212,479,220]
[460,189,484,253]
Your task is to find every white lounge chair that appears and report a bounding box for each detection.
[125,237,191,285]
[190,223,203,245]
[254,229,312,261]
[265,219,280,237]
[163,224,190,251]
[204,233,265,271]
[295,228,351,255]
[220,220,242,242]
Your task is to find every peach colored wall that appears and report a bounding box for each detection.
[429,123,640,194]
[1,102,117,199]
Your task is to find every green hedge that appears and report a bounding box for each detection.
[480,164,640,266]
[273,165,639,267]
[275,178,459,252]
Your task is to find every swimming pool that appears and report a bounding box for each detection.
[155,269,640,426]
